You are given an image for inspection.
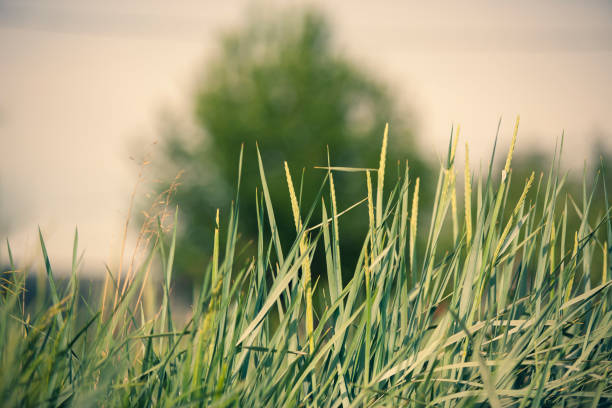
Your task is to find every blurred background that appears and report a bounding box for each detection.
[1,0,611,286]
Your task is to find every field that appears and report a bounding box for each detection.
[1,120,611,406]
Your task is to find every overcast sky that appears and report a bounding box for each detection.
[1,0,611,274]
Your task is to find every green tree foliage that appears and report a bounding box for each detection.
[160,9,430,282]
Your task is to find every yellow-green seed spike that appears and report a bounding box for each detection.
[376,123,389,228]
[284,161,314,354]
[492,172,534,262]
[464,143,473,246]
[492,214,514,263]
[512,172,535,216]
[212,209,220,285]
[450,125,460,165]
[504,115,520,177]
[284,162,302,231]
[410,177,420,274]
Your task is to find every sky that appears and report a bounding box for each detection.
[1,0,611,274]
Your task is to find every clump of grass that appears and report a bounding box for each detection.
[1,119,611,406]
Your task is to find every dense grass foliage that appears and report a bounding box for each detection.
[2,119,611,406]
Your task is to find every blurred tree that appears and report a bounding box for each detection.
[158,9,430,282]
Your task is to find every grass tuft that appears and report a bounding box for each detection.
[1,122,611,406]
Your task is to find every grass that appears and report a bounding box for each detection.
[1,118,612,406]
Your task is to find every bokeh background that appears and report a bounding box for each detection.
[1,0,611,281]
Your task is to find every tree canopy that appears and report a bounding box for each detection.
[160,9,430,282]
